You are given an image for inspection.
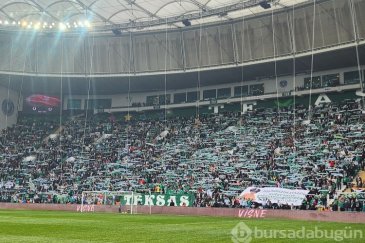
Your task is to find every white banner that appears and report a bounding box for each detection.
[240,187,309,206]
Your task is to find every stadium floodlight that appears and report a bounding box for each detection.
[34,23,40,30]
[112,28,122,36]
[182,19,191,27]
[84,20,91,28]
[59,22,67,31]
[0,18,92,31]
[259,0,271,9]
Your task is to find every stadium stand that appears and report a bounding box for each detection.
[1,99,364,212]
[1,0,365,242]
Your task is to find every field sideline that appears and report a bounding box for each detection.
[0,209,364,242]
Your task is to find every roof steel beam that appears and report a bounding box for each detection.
[189,0,232,20]
[122,0,180,28]
[74,0,115,25]
[94,0,271,31]
[29,0,60,21]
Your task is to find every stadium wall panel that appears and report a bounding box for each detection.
[0,203,364,223]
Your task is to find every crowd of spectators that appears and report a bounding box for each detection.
[0,98,365,212]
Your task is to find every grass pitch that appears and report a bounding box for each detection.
[0,210,364,242]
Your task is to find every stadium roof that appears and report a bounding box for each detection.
[0,0,309,32]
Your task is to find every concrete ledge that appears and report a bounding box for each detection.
[0,203,364,224]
